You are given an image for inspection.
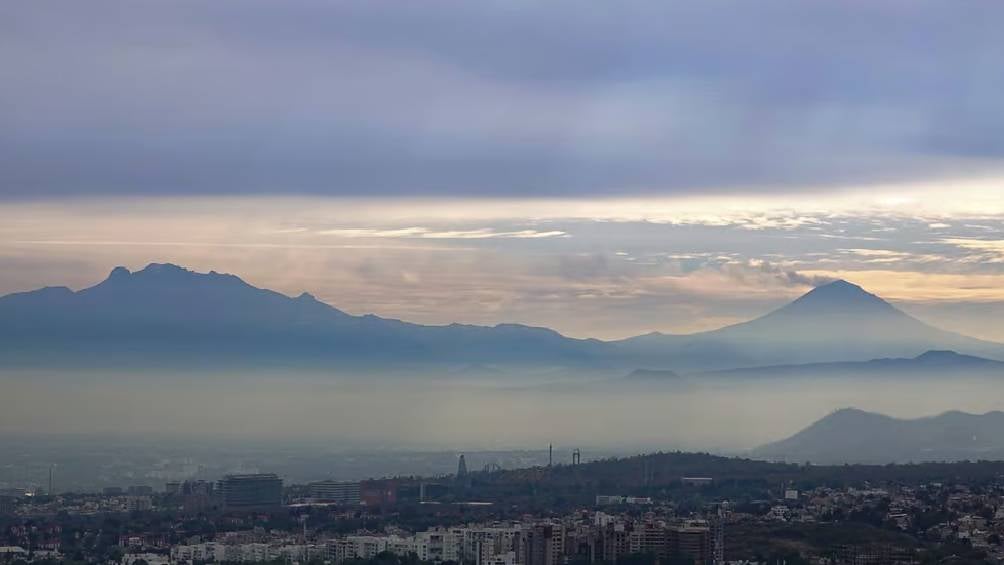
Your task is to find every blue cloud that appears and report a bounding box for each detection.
[3,1,1004,198]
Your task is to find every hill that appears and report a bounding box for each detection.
[470,450,1004,504]
[752,408,1004,464]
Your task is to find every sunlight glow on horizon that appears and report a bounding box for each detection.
[2,177,1003,341]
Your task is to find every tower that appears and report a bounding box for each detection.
[549,444,553,467]
[572,449,581,465]
[455,454,471,492]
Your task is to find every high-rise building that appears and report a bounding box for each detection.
[218,474,283,509]
[630,521,667,558]
[308,480,361,505]
[600,525,631,563]
[360,479,398,507]
[666,521,712,564]
[521,525,555,565]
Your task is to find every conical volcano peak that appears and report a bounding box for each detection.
[807,279,874,299]
[782,279,895,314]
[816,278,858,290]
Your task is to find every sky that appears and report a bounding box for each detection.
[2,1,1004,340]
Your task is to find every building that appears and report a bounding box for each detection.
[308,480,361,505]
[596,495,653,506]
[521,524,555,565]
[667,521,712,564]
[218,474,282,509]
[629,521,667,558]
[600,524,631,563]
[413,529,460,563]
[457,525,521,565]
[181,480,216,496]
[123,495,153,512]
[361,479,398,507]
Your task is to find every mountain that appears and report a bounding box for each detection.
[2,264,1003,373]
[753,408,1004,464]
[0,263,607,370]
[623,368,683,382]
[699,350,1004,379]
[612,280,1004,371]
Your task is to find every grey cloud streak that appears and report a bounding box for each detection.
[3,1,1004,199]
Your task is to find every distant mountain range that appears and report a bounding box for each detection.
[700,349,1004,380]
[2,263,1003,373]
[623,368,683,382]
[614,279,1004,371]
[0,263,604,371]
[753,408,1004,464]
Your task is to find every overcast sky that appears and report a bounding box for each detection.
[2,1,1004,339]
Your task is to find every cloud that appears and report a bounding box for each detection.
[798,270,1004,303]
[941,238,1004,262]
[317,227,567,239]
[4,2,1004,198]
[1,194,1003,340]
[722,259,836,289]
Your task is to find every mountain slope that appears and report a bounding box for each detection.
[753,408,1004,464]
[0,263,608,370]
[612,280,1004,371]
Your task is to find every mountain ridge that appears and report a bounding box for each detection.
[697,349,1004,379]
[2,263,1002,372]
[0,263,608,371]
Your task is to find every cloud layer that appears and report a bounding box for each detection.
[4,1,1004,198]
[2,188,1003,340]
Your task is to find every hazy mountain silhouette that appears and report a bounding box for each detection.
[612,280,1004,371]
[753,408,1004,464]
[2,264,1002,372]
[0,263,605,370]
[623,368,683,381]
[699,350,1004,379]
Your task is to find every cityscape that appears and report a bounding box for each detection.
[4,1,1004,564]
[7,454,1004,564]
